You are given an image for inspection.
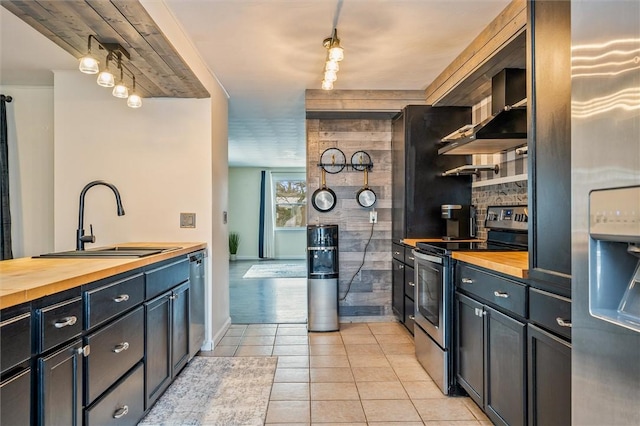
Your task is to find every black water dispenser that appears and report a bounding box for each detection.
[307,224,339,331]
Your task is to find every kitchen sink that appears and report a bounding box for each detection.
[35,246,182,259]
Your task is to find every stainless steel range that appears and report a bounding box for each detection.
[412,205,528,395]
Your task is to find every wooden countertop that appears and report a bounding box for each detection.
[452,251,529,279]
[0,242,206,310]
[401,238,483,248]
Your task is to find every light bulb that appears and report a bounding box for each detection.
[112,82,129,98]
[325,60,339,72]
[127,93,142,108]
[79,56,99,74]
[97,71,115,87]
[328,44,344,62]
[324,70,337,83]
[321,80,333,90]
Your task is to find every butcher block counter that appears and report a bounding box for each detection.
[0,242,206,309]
[452,251,529,279]
[401,238,482,247]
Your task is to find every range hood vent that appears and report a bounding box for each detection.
[439,69,527,155]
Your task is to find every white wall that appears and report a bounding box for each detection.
[228,167,306,259]
[1,86,54,258]
[53,72,212,250]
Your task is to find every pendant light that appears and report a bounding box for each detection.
[127,76,142,108]
[112,61,129,98]
[96,53,115,87]
[78,35,99,74]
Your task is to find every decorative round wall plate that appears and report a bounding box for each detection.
[350,151,372,171]
[320,148,346,174]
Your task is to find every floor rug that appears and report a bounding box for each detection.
[243,263,307,279]
[139,356,277,425]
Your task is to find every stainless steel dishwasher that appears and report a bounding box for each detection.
[189,250,206,359]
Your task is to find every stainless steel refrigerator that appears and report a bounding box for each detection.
[572,1,640,424]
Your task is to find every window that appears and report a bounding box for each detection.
[273,175,306,228]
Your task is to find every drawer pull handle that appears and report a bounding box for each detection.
[494,291,509,298]
[461,278,473,284]
[408,256,415,261]
[113,405,129,419]
[394,251,401,255]
[113,342,130,353]
[113,294,130,303]
[54,316,77,328]
[408,315,415,320]
[408,281,415,287]
[398,265,404,270]
[556,318,572,328]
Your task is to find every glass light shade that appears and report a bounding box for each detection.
[127,93,142,108]
[79,56,99,74]
[324,70,337,82]
[325,60,339,72]
[112,82,129,98]
[328,44,344,62]
[321,80,334,90]
[97,71,115,87]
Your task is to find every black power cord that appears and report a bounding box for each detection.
[339,220,375,301]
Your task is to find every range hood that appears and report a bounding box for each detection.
[439,69,527,155]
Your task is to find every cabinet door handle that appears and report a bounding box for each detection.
[494,291,509,298]
[169,294,177,300]
[408,315,415,320]
[113,342,130,353]
[461,278,473,284]
[408,256,415,261]
[113,294,130,303]
[556,317,572,328]
[398,265,404,270]
[408,281,415,287]
[54,316,77,328]
[113,405,129,419]
[394,251,401,255]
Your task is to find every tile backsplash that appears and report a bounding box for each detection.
[472,180,528,240]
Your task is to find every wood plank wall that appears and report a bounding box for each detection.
[307,118,394,320]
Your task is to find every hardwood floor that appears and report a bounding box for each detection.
[229,259,307,324]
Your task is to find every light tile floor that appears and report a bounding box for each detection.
[202,322,491,425]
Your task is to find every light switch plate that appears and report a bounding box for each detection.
[180,212,196,228]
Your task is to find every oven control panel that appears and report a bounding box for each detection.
[485,205,528,231]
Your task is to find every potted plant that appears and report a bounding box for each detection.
[229,232,240,261]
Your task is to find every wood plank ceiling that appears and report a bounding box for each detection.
[2,0,209,99]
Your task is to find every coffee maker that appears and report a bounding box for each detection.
[441,204,476,240]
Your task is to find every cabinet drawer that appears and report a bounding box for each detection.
[529,288,572,340]
[85,273,144,330]
[1,310,31,374]
[146,258,189,300]
[85,362,144,426]
[404,265,415,299]
[37,297,83,353]
[404,295,415,335]
[392,243,405,263]
[85,306,144,404]
[457,264,527,318]
[404,246,415,268]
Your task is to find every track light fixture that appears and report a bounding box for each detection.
[78,35,143,108]
[321,28,344,90]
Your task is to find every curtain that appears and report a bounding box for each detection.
[0,94,13,260]
[258,170,275,259]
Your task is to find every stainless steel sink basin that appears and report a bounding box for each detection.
[35,246,182,259]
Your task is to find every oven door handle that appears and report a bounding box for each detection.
[412,250,443,265]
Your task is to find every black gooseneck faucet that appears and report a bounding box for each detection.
[76,180,125,251]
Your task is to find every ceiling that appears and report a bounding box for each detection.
[0,0,512,168]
